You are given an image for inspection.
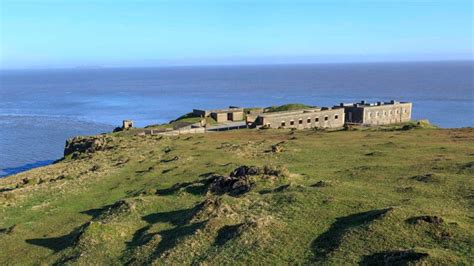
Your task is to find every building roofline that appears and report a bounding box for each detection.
[337,100,411,108]
[258,107,342,118]
[193,107,244,114]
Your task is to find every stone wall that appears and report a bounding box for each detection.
[346,102,412,125]
[211,112,228,123]
[137,127,206,136]
[258,108,345,129]
[230,111,244,121]
[363,102,412,125]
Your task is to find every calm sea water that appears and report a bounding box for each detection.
[1,61,473,177]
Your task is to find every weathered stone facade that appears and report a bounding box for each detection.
[339,100,412,125]
[255,108,345,129]
[193,107,244,123]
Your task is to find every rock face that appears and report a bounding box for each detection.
[209,175,254,196]
[230,166,261,177]
[209,165,288,196]
[64,135,109,157]
[209,166,263,196]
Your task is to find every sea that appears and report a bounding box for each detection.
[1,61,473,177]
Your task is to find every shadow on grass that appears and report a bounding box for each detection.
[311,208,392,261]
[126,206,207,263]
[360,250,428,265]
[80,204,114,219]
[213,223,243,247]
[155,177,214,196]
[259,184,291,195]
[25,223,89,252]
[126,225,153,250]
[142,207,195,226]
[0,187,15,193]
[152,222,205,255]
[155,182,195,195]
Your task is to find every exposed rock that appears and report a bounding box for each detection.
[0,225,16,235]
[209,175,254,196]
[410,173,438,183]
[271,142,285,153]
[160,156,180,163]
[230,166,261,177]
[458,161,474,174]
[64,135,109,157]
[95,199,137,223]
[15,178,30,188]
[191,197,234,221]
[262,165,289,178]
[90,165,100,172]
[49,175,65,183]
[396,186,414,193]
[365,151,383,156]
[400,120,434,131]
[208,165,289,196]
[407,215,444,225]
[311,180,330,187]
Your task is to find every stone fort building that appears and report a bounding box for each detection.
[338,100,412,125]
[255,107,345,129]
[190,100,412,130]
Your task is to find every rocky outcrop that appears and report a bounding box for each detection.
[209,175,254,196]
[208,165,289,196]
[230,165,261,177]
[64,135,109,157]
[209,166,261,196]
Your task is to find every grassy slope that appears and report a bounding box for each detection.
[265,103,315,112]
[0,126,473,265]
[146,113,217,130]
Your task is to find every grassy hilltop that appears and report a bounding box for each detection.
[0,124,473,265]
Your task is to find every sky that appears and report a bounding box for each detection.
[0,0,472,69]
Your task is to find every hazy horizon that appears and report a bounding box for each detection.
[1,58,473,71]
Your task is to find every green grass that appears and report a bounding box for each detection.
[265,103,315,112]
[145,112,218,130]
[0,126,473,265]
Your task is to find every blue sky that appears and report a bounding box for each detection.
[0,0,472,69]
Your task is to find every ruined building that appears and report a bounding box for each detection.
[338,100,412,125]
[122,120,134,129]
[193,107,244,123]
